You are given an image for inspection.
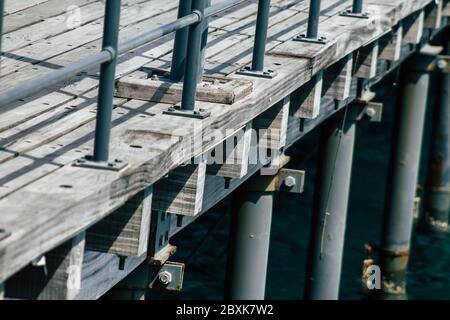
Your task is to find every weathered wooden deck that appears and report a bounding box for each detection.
[0,0,447,299]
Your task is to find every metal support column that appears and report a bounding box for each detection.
[225,176,275,300]
[425,50,450,232]
[304,108,356,300]
[340,0,369,18]
[93,0,122,163]
[170,0,193,82]
[380,53,433,296]
[236,0,276,78]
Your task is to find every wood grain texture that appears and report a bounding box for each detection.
[424,0,443,29]
[7,232,85,300]
[379,25,403,61]
[403,10,425,44]
[323,54,353,100]
[86,187,153,257]
[291,72,324,119]
[355,41,379,79]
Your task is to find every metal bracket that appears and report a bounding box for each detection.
[149,261,185,291]
[340,10,370,19]
[349,101,384,122]
[0,228,11,242]
[163,105,210,119]
[73,155,128,171]
[236,66,277,79]
[293,34,329,44]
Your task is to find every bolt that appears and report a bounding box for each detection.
[365,107,377,118]
[158,270,173,285]
[284,176,296,188]
[437,59,448,71]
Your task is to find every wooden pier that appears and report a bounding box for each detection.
[0,0,448,299]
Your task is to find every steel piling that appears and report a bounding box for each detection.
[304,108,356,300]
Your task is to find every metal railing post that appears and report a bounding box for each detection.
[0,0,4,57]
[170,0,193,82]
[198,0,211,83]
[236,0,276,78]
[340,0,369,18]
[294,0,327,44]
[181,0,205,111]
[164,0,210,119]
[90,0,125,168]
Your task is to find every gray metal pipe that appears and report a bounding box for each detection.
[352,0,363,14]
[225,187,274,300]
[170,1,193,82]
[306,0,322,39]
[180,0,205,111]
[93,0,122,162]
[0,0,4,56]
[304,108,355,300]
[198,0,211,83]
[380,56,431,295]
[251,0,271,71]
[425,47,450,232]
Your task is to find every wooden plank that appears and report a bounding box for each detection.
[290,71,323,119]
[3,0,98,34]
[7,233,85,300]
[253,95,290,150]
[153,159,207,217]
[116,73,253,105]
[354,40,379,79]
[323,54,353,100]
[4,0,50,15]
[443,0,450,17]
[206,122,252,179]
[403,10,425,44]
[86,187,153,257]
[379,25,403,61]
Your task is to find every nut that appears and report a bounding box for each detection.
[158,270,172,285]
[365,107,377,118]
[437,59,448,71]
[284,176,296,188]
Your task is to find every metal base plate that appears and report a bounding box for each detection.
[163,105,211,119]
[236,66,277,79]
[73,155,128,171]
[340,10,370,19]
[293,34,329,44]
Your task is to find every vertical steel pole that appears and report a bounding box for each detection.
[425,50,450,232]
[380,54,432,296]
[180,0,205,111]
[306,0,321,39]
[352,0,363,14]
[0,0,4,57]
[225,180,274,300]
[251,0,271,71]
[198,0,210,83]
[304,109,355,300]
[170,1,192,83]
[93,0,121,162]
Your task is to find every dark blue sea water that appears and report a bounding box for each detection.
[164,71,450,300]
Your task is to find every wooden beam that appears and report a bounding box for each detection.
[253,95,290,150]
[443,0,450,17]
[153,159,207,217]
[103,263,148,300]
[291,71,323,119]
[6,233,85,300]
[115,74,253,105]
[206,122,252,179]
[403,10,425,44]
[424,0,443,29]
[86,187,153,257]
[355,41,379,79]
[379,26,403,61]
[323,54,353,101]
